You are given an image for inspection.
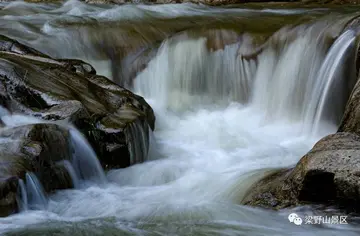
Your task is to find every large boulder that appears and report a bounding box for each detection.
[0,35,155,170]
[0,123,73,217]
[243,132,360,212]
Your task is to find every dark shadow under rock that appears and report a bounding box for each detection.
[0,123,73,216]
[0,35,155,170]
[243,132,360,213]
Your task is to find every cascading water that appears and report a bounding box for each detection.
[135,21,357,138]
[69,128,107,184]
[134,37,257,110]
[57,160,81,189]
[16,179,28,212]
[125,120,151,165]
[0,113,108,186]
[311,30,357,133]
[1,1,360,236]
[25,173,48,210]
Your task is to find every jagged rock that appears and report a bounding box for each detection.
[0,35,155,170]
[243,132,360,212]
[0,123,73,216]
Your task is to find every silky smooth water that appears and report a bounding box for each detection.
[1,1,360,235]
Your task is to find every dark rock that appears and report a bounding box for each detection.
[0,35,48,58]
[243,132,360,212]
[0,35,155,170]
[338,75,360,135]
[0,123,73,216]
[242,169,297,209]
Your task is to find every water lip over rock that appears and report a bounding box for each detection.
[25,172,48,210]
[309,29,357,134]
[241,26,360,211]
[3,2,360,235]
[69,128,107,184]
[56,160,80,189]
[132,14,360,213]
[0,34,156,171]
[16,179,28,212]
[0,34,157,217]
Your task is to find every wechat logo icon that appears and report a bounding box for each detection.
[288,213,303,226]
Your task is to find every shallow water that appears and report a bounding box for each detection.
[1,1,360,235]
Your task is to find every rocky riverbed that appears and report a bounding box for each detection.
[1,1,360,235]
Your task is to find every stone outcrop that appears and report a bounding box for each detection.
[0,35,155,171]
[0,124,73,217]
[0,35,156,216]
[243,51,360,212]
[240,15,360,212]
[243,133,360,212]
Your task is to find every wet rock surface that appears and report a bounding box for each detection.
[243,133,360,212]
[0,123,73,216]
[242,21,360,212]
[0,35,156,216]
[0,35,155,171]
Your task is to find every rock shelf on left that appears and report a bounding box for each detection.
[0,35,156,217]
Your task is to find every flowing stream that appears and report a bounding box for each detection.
[1,1,360,235]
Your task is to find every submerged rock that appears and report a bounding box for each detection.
[0,123,73,216]
[0,35,155,170]
[243,132,360,212]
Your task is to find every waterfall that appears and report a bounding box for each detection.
[147,125,158,161]
[57,160,81,189]
[125,121,151,165]
[311,30,356,133]
[2,1,360,235]
[134,24,357,136]
[25,172,48,210]
[16,179,28,212]
[69,128,107,184]
[0,113,107,185]
[134,37,256,110]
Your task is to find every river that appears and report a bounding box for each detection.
[1,0,360,235]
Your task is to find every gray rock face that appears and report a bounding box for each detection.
[0,123,73,217]
[0,35,157,216]
[243,132,360,212]
[0,35,155,171]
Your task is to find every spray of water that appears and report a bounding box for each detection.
[0,2,360,235]
[57,160,81,189]
[69,128,107,185]
[25,172,48,210]
[16,179,28,212]
[135,24,356,137]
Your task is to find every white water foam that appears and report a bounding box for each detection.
[69,128,107,184]
[25,172,48,210]
[0,2,359,235]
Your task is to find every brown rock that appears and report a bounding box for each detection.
[0,35,155,170]
[243,132,360,212]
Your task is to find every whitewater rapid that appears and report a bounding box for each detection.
[1,1,360,235]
